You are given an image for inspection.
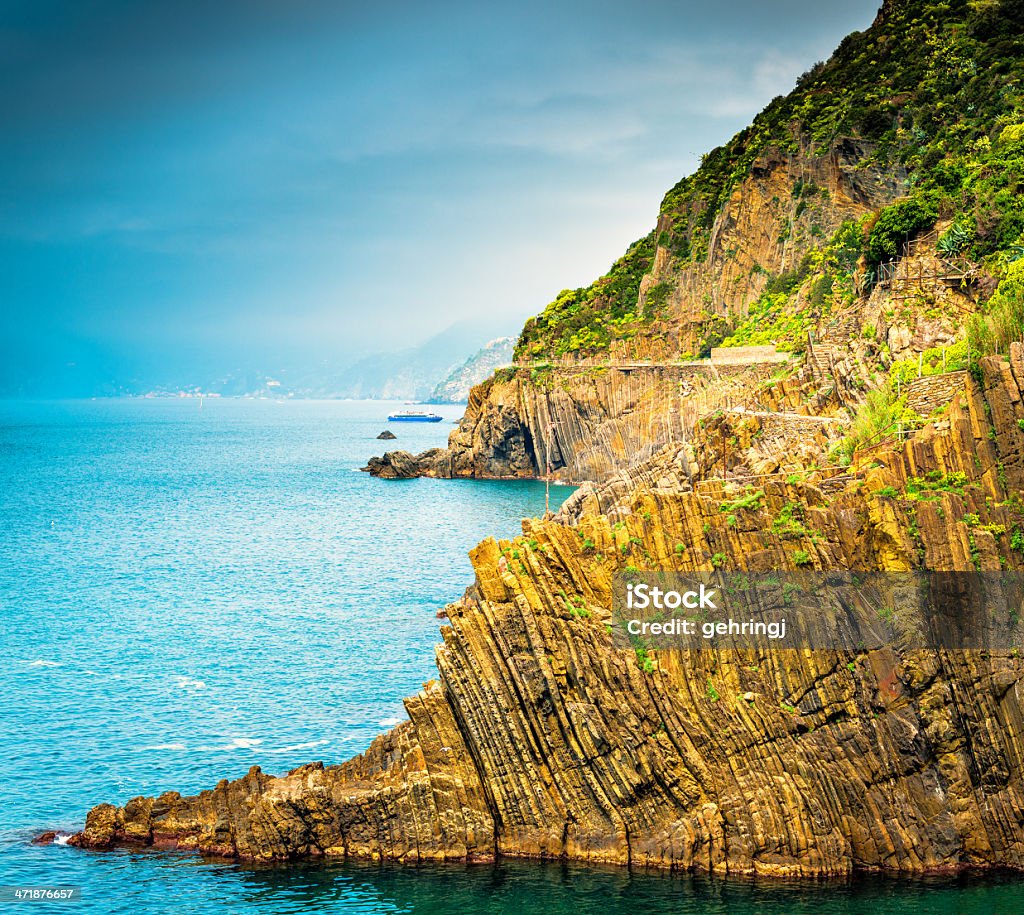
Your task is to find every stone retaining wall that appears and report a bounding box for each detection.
[905,370,968,416]
[711,345,789,365]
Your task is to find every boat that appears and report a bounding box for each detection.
[387,410,444,423]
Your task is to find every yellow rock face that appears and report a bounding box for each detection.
[73,354,1024,874]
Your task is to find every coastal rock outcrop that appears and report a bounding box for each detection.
[364,359,838,483]
[362,135,907,484]
[362,448,443,479]
[72,354,1024,873]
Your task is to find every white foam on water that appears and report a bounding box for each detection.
[53,834,72,846]
[197,737,264,751]
[225,737,262,750]
[144,743,188,751]
[378,716,403,727]
[27,660,61,668]
[173,676,207,690]
[266,739,330,753]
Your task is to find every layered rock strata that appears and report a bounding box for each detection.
[363,360,840,483]
[73,353,1024,874]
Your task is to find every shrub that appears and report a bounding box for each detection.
[1012,528,1024,555]
[719,489,764,513]
[718,291,812,353]
[832,386,900,464]
[905,471,970,499]
[771,501,810,539]
[635,648,655,674]
[866,196,939,265]
[889,340,970,387]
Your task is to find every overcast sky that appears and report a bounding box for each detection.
[0,0,881,392]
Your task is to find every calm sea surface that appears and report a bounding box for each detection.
[1,398,1022,913]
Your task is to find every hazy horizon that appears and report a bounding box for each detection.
[2,0,880,396]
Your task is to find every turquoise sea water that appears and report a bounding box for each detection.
[2,398,1023,914]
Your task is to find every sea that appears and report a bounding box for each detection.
[1,397,1023,913]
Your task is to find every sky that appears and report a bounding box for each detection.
[0,0,881,394]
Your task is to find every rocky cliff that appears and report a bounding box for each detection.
[72,351,1024,873]
[69,0,1024,878]
[366,0,1024,483]
[367,360,803,482]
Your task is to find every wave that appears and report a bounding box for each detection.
[26,659,61,668]
[142,737,331,754]
[378,716,403,727]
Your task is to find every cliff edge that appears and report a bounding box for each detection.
[366,0,1024,483]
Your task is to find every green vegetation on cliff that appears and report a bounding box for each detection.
[663,0,1024,265]
[719,220,863,352]
[515,232,660,360]
[515,0,1024,363]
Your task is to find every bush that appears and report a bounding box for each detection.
[889,340,970,387]
[866,197,939,264]
[635,648,655,674]
[719,291,811,353]
[772,501,810,540]
[719,489,764,513]
[1012,528,1024,555]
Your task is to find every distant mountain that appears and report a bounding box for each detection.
[427,337,514,403]
[323,320,516,401]
[0,317,522,399]
[116,318,520,400]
